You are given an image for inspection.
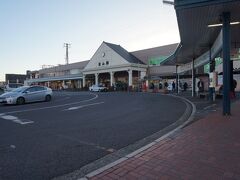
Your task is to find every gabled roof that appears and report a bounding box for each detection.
[104,42,145,64]
[39,60,89,74]
[131,43,179,64]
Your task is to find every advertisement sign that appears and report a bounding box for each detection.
[209,72,218,88]
[148,56,168,65]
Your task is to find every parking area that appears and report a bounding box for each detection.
[0,91,189,180]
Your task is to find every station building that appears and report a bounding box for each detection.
[25,42,178,90]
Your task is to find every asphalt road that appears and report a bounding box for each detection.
[0,91,187,180]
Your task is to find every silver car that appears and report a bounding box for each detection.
[0,85,53,105]
[89,85,107,92]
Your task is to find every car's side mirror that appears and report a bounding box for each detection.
[24,91,30,94]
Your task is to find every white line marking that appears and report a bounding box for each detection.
[10,145,16,149]
[64,102,104,111]
[2,93,98,115]
[1,115,18,120]
[203,104,216,110]
[0,114,34,125]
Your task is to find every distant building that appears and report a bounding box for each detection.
[0,81,5,88]
[27,70,39,79]
[5,74,28,84]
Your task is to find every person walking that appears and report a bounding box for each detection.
[197,78,204,93]
[183,82,188,91]
[172,81,175,92]
[164,81,168,90]
[232,79,237,98]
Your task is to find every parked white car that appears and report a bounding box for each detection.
[0,85,52,105]
[89,85,107,92]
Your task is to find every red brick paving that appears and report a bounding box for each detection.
[89,101,240,180]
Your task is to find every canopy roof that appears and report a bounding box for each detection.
[164,0,240,65]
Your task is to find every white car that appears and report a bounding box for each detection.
[89,85,107,92]
[4,83,24,92]
[0,85,52,105]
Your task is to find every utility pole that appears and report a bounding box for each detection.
[64,43,71,64]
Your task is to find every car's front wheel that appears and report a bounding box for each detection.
[16,97,25,105]
[45,95,51,102]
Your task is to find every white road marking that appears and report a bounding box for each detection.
[1,115,18,120]
[203,104,216,110]
[1,93,98,115]
[0,114,34,125]
[10,145,16,149]
[64,102,104,111]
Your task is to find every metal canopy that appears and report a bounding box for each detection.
[164,0,240,65]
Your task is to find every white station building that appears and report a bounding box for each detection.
[25,41,178,90]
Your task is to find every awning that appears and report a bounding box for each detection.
[163,0,240,66]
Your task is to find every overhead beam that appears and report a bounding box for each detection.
[175,0,238,10]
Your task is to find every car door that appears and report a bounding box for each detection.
[35,86,46,101]
[23,87,38,102]
[93,85,98,91]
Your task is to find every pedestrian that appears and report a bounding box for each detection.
[183,82,188,91]
[197,78,204,92]
[232,79,237,98]
[172,81,175,92]
[150,82,154,90]
[164,81,168,89]
[159,83,163,89]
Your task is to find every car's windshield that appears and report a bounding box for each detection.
[11,86,29,93]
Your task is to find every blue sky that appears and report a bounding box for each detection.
[0,0,179,81]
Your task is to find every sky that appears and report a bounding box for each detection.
[0,0,180,81]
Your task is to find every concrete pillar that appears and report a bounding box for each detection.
[83,74,86,87]
[128,70,132,86]
[178,74,180,94]
[176,65,179,94]
[110,72,115,86]
[209,47,215,102]
[79,80,82,88]
[192,59,196,97]
[140,71,146,80]
[222,12,231,115]
[95,73,99,85]
[47,81,50,87]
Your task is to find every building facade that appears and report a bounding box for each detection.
[25,41,179,90]
[6,74,28,84]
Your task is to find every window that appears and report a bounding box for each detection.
[35,86,45,91]
[27,87,37,92]
[98,62,101,66]
[102,62,105,65]
[106,61,109,65]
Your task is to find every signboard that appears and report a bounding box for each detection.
[148,56,168,65]
[209,72,218,88]
[204,57,223,73]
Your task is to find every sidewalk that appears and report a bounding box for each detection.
[89,100,240,180]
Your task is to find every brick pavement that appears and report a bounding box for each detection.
[89,100,240,180]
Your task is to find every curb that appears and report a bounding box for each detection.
[53,94,196,180]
